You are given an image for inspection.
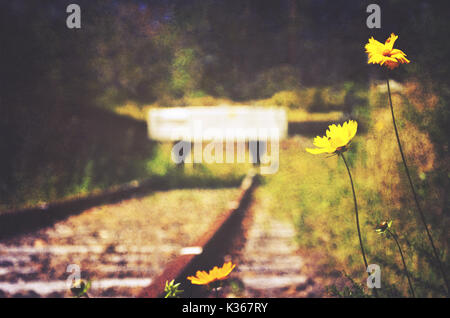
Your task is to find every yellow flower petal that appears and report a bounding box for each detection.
[313,135,330,148]
[187,262,236,285]
[305,120,358,155]
[365,33,410,69]
[384,33,398,51]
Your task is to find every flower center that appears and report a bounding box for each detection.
[382,49,392,57]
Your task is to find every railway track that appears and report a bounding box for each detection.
[0,172,257,298]
[0,166,321,298]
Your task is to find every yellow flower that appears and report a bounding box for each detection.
[365,33,410,70]
[306,120,358,155]
[187,261,236,285]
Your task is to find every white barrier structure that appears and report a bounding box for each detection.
[147,106,287,174]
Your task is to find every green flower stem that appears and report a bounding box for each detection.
[387,228,416,298]
[386,78,449,295]
[340,153,368,270]
[340,152,378,297]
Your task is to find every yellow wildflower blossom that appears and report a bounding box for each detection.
[365,33,410,70]
[306,120,358,155]
[187,261,236,285]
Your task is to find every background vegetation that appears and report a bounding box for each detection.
[257,81,448,297]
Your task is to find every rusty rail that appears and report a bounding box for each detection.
[139,171,258,298]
